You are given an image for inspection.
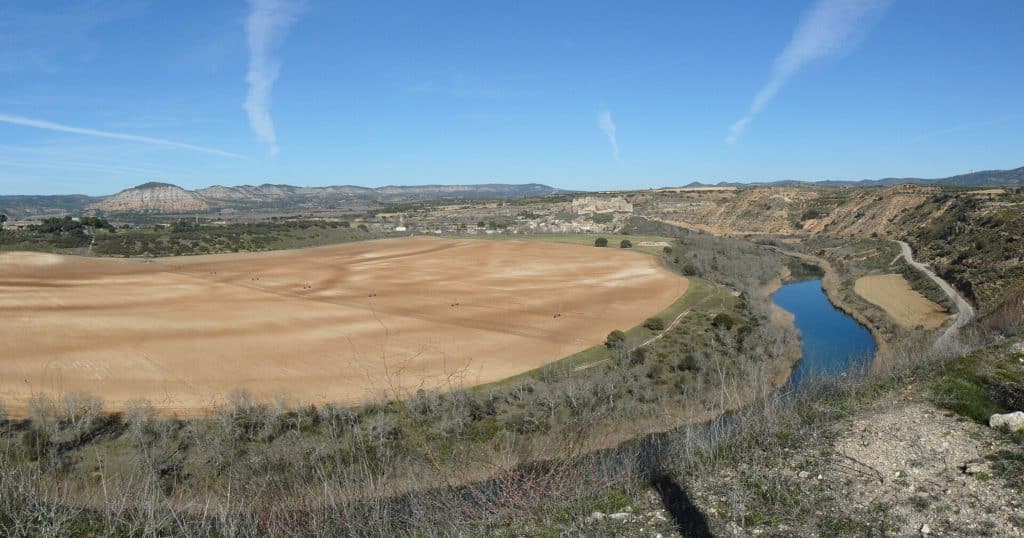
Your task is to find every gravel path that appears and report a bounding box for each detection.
[895,240,975,346]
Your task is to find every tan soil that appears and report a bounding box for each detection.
[0,237,687,415]
[854,273,948,330]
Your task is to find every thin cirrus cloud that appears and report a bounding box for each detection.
[726,0,890,144]
[0,112,243,158]
[244,0,303,156]
[913,115,1020,142]
[598,107,620,161]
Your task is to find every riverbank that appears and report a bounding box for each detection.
[646,218,893,368]
[762,265,805,388]
[766,245,894,370]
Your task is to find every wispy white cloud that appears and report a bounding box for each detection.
[598,107,620,161]
[913,115,1019,141]
[244,0,303,156]
[726,0,890,144]
[0,112,243,158]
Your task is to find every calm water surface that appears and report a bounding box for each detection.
[772,279,876,387]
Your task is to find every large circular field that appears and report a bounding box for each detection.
[0,237,687,414]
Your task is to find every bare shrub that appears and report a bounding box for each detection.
[27,393,58,434]
[59,392,104,443]
[123,398,156,439]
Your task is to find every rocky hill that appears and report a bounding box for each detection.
[635,184,1023,238]
[82,182,564,214]
[2,182,566,217]
[90,182,210,213]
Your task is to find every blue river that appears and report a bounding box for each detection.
[771,279,877,387]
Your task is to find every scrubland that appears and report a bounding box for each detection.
[1,206,1022,536]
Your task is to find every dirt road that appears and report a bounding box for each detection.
[895,240,975,345]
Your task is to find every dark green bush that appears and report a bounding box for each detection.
[644,317,665,331]
[711,313,735,330]
[605,329,626,348]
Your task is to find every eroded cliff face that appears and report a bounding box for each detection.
[91,184,210,213]
[632,185,941,237]
[636,184,1024,317]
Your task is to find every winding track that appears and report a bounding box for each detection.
[895,240,975,346]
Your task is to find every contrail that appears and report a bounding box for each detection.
[244,0,303,156]
[598,107,620,161]
[726,0,890,144]
[0,112,243,158]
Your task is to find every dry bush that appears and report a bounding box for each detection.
[124,398,156,438]
[985,289,1024,334]
[59,392,104,443]
[26,394,58,434]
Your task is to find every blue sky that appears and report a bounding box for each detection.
[1,0,1021,195]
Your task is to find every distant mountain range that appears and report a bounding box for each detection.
[1,165,1021,218]
[0,182,565,218]
[681,165,1024,189]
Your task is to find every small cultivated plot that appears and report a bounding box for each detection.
[853,273,948,330]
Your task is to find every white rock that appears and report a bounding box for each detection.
[588,511,606,522]
[989,411,1024,432]
[920,523,931,534]
[964,461,992,475]
[609,512,631,521]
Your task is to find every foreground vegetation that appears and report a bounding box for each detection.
[2,319,1019,535]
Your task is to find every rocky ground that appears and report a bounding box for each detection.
[828,397,1022,536]
[572,384,1023,537]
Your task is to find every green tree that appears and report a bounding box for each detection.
[643,317,665,331]
[605,329,626,348]
[711,313,735,330]
[619,239,632,249]
[0,213,7,229]
[594,237,608,247]
[800,208,823,221]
